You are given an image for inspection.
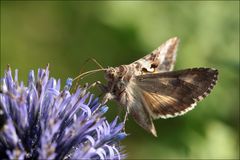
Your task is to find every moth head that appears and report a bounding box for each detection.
[105,65,128,81]
[105,67,117,81]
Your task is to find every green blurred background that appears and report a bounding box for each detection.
[1,1,239,159]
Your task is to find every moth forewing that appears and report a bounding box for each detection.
[133,37,180,75]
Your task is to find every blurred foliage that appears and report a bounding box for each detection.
[1,1,239,159]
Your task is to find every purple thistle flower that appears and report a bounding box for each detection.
[0,66,126,159]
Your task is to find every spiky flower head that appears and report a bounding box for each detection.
[0,66,126,159]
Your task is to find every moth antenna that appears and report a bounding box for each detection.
[73,68,107,82]
[80,58,104,74]
[90,58,104,69]
[72,58,104,92]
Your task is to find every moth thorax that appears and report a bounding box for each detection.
[117,65,128,77]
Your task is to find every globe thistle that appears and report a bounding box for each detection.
[0,66,126,159]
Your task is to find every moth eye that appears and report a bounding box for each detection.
[105,72,114,80]
[151,63,158,69]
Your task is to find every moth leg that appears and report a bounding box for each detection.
[92,91,115,115]
[85,81,108,93]
[123,107,130,132]
[82,81,107,97]
[77,81,112,114]
[83,81,109,115]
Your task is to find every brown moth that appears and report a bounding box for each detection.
[92,37,218,137]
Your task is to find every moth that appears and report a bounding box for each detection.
[75,37,218,137]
